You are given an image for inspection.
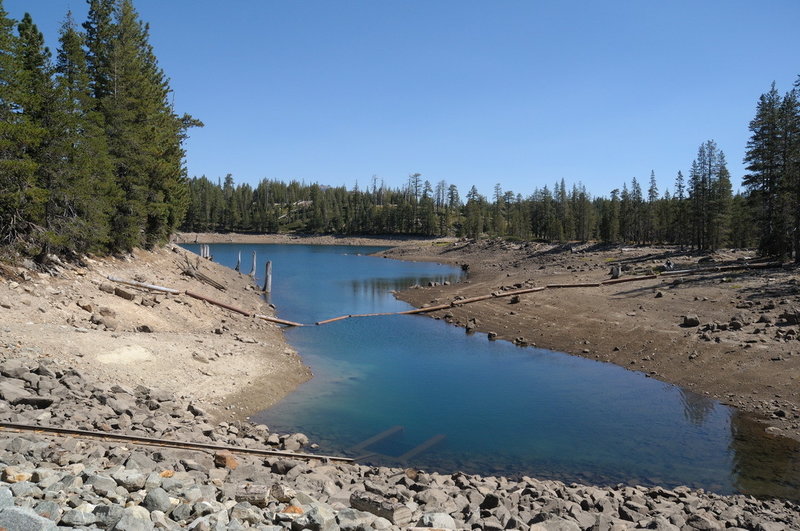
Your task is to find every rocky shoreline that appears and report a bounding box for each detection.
[2,237,800,529]
[1,358,799,530]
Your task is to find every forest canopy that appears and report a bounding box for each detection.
[1,0,798,262]
[0,0,200,259]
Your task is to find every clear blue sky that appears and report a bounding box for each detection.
[5,0,799,198]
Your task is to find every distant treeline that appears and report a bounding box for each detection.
[0,0,200,259]
[182,149,741,249]
[184,74,800,263]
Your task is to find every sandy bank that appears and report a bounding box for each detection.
[0,244,310,422]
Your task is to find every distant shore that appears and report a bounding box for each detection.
[175,231,452,248]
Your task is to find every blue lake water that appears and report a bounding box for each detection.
[183,243,800,500]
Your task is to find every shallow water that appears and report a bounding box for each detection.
[184,243,800,500]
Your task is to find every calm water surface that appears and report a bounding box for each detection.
[184,243,800,500]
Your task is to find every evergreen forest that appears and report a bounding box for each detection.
[0,0,200,259]
[1,0,799,262]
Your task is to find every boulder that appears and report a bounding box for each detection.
[418,512,458,529]
[779,307,800,325]
[114,287,136,301]
[0,506,58,530]
[142,487,173,513]
[682,314,701,327]
[350,490,413,526]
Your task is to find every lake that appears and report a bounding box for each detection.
[183,243,800,500]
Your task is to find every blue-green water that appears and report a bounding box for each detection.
[184,243,800,499]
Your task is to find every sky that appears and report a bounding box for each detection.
[4,1,799,199]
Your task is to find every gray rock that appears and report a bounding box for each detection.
[414,488,450,509]
[0,486,13,508]
[529,516,581,530]
[125,452,158,472]
[143,487,173,513]
[350,490,413,526]
[61,508,98,526]
[86,473,118,497]
[171,503,194,522]
[780,307,800,325]
[230,502,264,525]
[114,287,136,301]
[685,512,723,530]
[0,379,33,402]
[32,501,62,522]
[336,507,376,531]
[0,506,58,530]
[418,511,457,529]
[682,314,701,327]
[291,504,338,531]
[112,505,155,530]
[93,504,125,528]
[113,468,147,491]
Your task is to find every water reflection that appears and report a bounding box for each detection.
[348,276,455,300]
[679,388,717,427]
[730,411,800,500]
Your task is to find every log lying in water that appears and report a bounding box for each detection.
[253,313,304,327]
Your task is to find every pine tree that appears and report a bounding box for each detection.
[0,6,45,248]
[744,84,786,256]
[50,12,118,253]
[672,171,688,249]
[15,11,62,257]
[647,170,659,242]
[689,140,731,250]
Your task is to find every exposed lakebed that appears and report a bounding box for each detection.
[184,243,800,500]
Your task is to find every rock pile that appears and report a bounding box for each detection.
[1,358,799,529]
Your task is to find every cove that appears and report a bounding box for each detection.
[184,243,800,500]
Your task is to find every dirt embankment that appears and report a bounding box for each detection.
[0,244,310,422]
[381,239,800,442]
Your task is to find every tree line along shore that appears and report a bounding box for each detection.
[1,0,799,270]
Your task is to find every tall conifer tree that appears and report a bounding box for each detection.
[51,12,117,253]
[0,5,44,247]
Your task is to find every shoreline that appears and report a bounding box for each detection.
[0,234,799,526]
[0,243,311,424]
[180,232,800,444]
[379,238,800,444]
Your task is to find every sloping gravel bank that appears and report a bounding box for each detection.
[0,358,798,530]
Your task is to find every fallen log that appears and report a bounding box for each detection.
[601,274,658,285]
[185,290,252,316]
[546,282,602,289]
[106,276,181,295]
[253,313,304,327]
[315,315,353,325]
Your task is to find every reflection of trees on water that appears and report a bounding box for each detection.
[729,410,800,501]
[349,276,458,301]
[679,388,716,426]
